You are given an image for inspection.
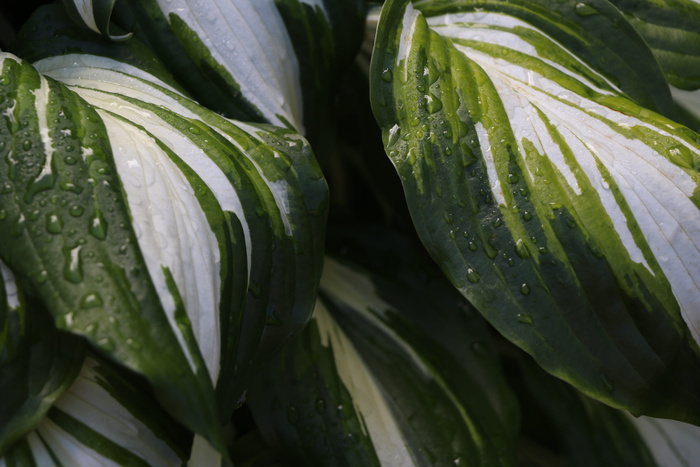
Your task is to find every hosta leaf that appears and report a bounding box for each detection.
[370,0,700,424]
[1,355,189,466]
[0,261,85,455]
[514,355,656,466]
[249,252,520,466]
[609,0,700,90]
[60,0,366,155]
[62,0,133,41]
[630,414,700,466]
[30,51,329,405]
[0,48,327,451]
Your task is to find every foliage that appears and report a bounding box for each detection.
[1,0,700,465]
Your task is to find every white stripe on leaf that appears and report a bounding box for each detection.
[159,0,303,131]
[629,414,700,467]
[313,301,416,467]
[0,259,20,310]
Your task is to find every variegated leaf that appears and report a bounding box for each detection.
[249,254,520,466]
[62,0,133,41]
[56,0,365,155]
[609,0,700,90]
[0,47,327,450]
[1,356,189,466]
[370,0,700,424]
[0,261,85,455]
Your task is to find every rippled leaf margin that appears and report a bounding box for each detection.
[370,0,700,424]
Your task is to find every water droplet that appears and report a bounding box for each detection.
[22,140,32,151]
[574,2,598,16]
[126,338,142,349]
[63,245,83,283]
[35,269,49,284]
[522,211,533,221]
[520,283,530,296]
[468,241,478,251]
[410,116,421,127]
[60,181,83,194]
[81,292,103,308]
[97,337,115,352]
[444,212,453,224]
[287,406,300,424]
[0,209,6,220]
[0,182,12,194]
[89,212,107,240]
[566,217,576,228]
[538,246,548,254]
[515,239,531,258]
[11,214,25,237]
[69,205,84,217]
[64,155,77,165]
[381,68,393,83]
[516,313,534,325]
[466,268,481,283]
[315,398,326,415]
[492,218,502,228]
[46,213,63,234]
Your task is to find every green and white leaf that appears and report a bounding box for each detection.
[1,356,188,466]
[62,0,133,41]
[609,0,700,90]
[630,415,700,467]
[68,0,366,152]
[371,0,700,424]
[249,256,520,466]
[0,48,327,449]
[0,261,85,455]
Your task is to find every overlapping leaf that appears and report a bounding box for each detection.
[1,355,189,466]
[249,249,520,466]
[0,46,327,455]
[60,0,365,156]
[610,0,700,90]
[371,0,700,424]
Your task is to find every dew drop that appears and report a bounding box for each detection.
[574,2,598,16]
[11,214,25,237]
[0,182,12,194]
[69,205,84,217]
[22,140,32,151]
[63,245,83,283]
[81,292,103,308]
[35,269,49,284]
[381,68,393,83]
[466,268,481,283]
[516,313,534,325]
[46,213,63,234]
[444,212,453,224]
[97,337,115,352]
[522,211,533,221]
[468,241,478,251]
[60,181,83,194]
[515,239,531,258]
[492,218,502,228]
[89,212,107,240]
[315,398,326,415]
[520,283,530,296]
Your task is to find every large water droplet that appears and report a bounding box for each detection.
[63,245,83,283]
[520,283,530,296]
[515,239,531,258]
[466,268,481,283]
[381,68,393,83]
[516,313,534,325]
[574,2,598,16]
[46,212,63,234]
[81,292,103,308]
[89,212,108,240]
